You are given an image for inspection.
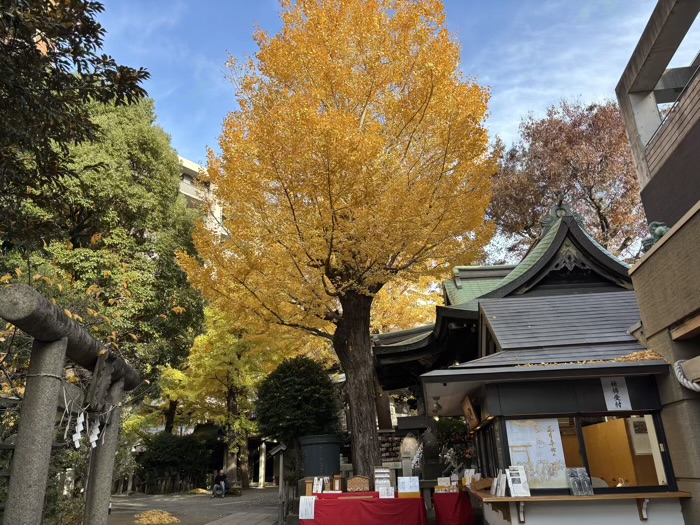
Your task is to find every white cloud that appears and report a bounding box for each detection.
[450,1,666,145]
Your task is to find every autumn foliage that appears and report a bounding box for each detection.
[490,100,645,260]
[180,0,494,474]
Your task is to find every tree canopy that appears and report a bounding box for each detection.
[159,308,276,486]
[256,356,340,447]
[490,100,645,260]
[180,0,495,475]
[1,0,149,246]
[1,100,204,401]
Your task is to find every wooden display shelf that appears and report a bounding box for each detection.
[467,488,691,523]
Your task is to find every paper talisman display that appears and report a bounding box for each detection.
[299,496,316,519]
[378,487,395,499]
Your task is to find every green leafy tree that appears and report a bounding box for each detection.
[137,433,212,491]
[256,356,341,480]
[0,99,204,410]
[1,0,149,246]
[256,356,340,449]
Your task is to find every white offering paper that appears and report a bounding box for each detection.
[497,473,508,497]
[397,476,420,493]
[378,487,395,499]
[490,471,500,495]
[312,477,323,494]
[299,496,316,519]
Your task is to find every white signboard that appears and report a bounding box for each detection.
[397,476,420,493]
[299,496,316,519]
[506,466,531,497]
[437,477,451,487]
[601,376,632,411]
[505,419,568,489]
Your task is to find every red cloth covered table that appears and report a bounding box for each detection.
[316,491,379,499]
[300,497,427,525]
[433,491,474,525]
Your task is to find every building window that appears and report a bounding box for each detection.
[476,412,672,494]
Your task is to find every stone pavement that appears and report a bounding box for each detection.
[107,487,278,525]
[204,510,276,525]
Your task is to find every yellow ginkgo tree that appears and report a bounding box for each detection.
[180,0,495,475]
[160,308,282,487]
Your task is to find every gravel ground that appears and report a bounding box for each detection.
[107,487,279,525]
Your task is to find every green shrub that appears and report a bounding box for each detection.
[256,356,340,446]
[137,433,211,488]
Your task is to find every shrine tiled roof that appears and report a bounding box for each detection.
[452,342,649,369]
[443,277,505,306]
[479,291,640,351]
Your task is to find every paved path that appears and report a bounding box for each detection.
[107,487,278,525]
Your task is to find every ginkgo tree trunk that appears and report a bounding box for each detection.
[180,0,495,477]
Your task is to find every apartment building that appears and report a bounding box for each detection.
[178,155,226,234]
[617,1,700,523]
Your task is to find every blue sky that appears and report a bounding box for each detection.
[99,1,700,165]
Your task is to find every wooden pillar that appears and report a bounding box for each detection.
[3,337,67,525]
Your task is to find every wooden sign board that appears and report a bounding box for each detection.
[462,396,479,430]
[347,475,370,492]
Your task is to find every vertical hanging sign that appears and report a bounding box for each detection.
[601,377,632,411]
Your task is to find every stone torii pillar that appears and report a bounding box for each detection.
[258,441,267,488]
[3,338,67,525]
[84,378,124,525]
[0,284,139,525]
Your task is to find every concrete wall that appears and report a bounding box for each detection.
[630,205,700,525]
[641,71,700,226]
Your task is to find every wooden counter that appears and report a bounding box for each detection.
[467,488,691,523]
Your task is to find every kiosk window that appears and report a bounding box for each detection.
[476,413,672,493]
[580,415,667,488]
[505,418,569,489]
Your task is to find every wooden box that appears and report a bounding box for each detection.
[346,475,370,492]
[471,477,492,491]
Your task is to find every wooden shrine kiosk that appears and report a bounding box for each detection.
[411,205,691,524]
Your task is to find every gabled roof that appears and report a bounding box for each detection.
[480,292,640,351]
[373,324,434,349]
[373,204,635,376]
[478,215,631,299]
